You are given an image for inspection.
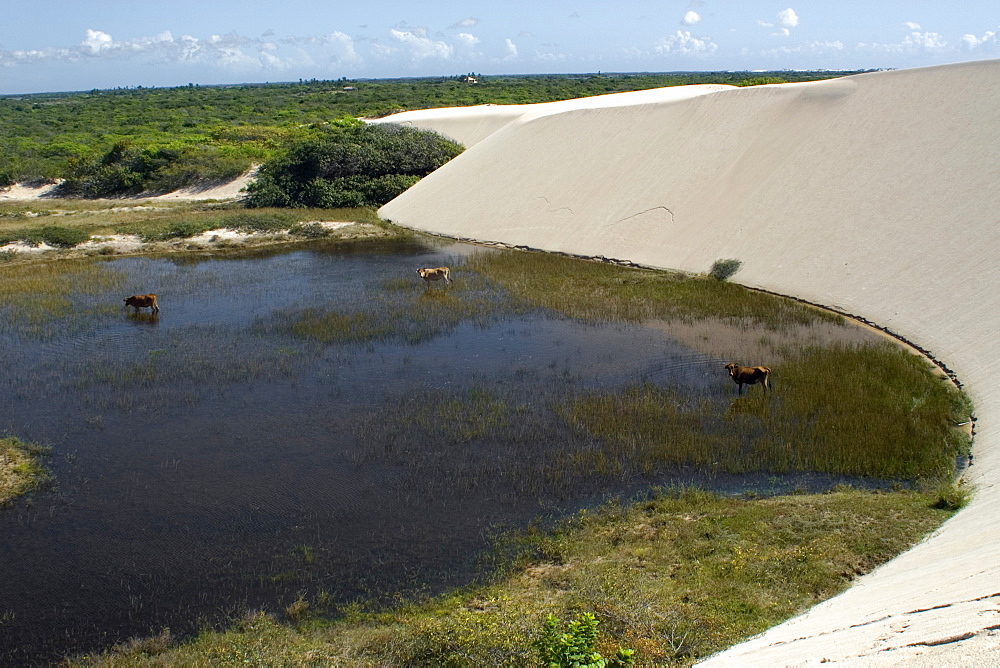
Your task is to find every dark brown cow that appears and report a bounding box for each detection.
[724,363,770,395]
[124,294,159,314]
[416,266,452,285]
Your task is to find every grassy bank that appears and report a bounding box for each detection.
[0,200,403,261]
[0,436,50,505]
[72,487,954,666]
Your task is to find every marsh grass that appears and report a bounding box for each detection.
[352,386,586,499]
[462,250,841,328]
[282,272,525,345]
[0,257,126,335]
[73,487,952,667]
[0,436,51,505]
[568,343,971,481]
[65,332,301,413]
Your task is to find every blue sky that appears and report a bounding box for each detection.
[1,1,998,94]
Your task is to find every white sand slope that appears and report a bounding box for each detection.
[369,84,732,147]
[379,60,1000,664]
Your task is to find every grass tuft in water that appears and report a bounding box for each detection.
[281,272,526,345]
[0,258,126,337]
[0,436,51,505]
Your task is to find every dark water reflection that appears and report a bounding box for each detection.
[0,239,878,663]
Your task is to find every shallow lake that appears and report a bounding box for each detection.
[0,239,883,662]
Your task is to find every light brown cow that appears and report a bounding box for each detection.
[416,266,452,285]
[124,294,159,314]
[724,363,770,395]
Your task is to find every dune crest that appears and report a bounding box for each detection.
[379,60,1000,664]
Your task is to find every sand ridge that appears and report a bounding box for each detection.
[377,59,1000,664]
[0,166,258,203]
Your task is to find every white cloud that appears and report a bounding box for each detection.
[682,11,701,26]
[389,28,454,60]
[450,18,480,29]
[904,21,921,31]
[534,51,568,63]
[760,40,845,58]
[903,31,947,50]
[325,31,361,67]
[81,29,114,55]
[654,30,718,56]
[456,33,480,48]
[778,8,799,28]
[858,31,948,54]
[960,29,998,51]
[502,38,518,60]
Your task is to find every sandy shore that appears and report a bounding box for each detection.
[0,222,368,257]
[377,60,1000,665]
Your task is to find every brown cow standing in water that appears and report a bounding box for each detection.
[724,363,770,395]
[124,294,159,314]
[416,267,452,285]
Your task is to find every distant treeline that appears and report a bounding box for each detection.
[0,70,870,193]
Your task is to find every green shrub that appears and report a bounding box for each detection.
[737,76,789,87]
[1,225,92,248]
[245,123,463,208]
[38,225,91,248]
[536,613,635,668]
[710,258,742,281]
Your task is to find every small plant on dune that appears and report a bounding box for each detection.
[535,613,635,668]
[710,258,742,281]
[932,479,974,510]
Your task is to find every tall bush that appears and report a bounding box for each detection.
[245,123,463,208]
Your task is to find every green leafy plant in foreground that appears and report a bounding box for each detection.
[536,613,635,668]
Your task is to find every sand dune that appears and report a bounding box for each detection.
[379,60,1000,664]
[368,84,732,147]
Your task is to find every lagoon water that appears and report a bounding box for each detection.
[0,239,876,662]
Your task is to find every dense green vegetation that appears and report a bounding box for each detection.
[1,71,868,189]
[246,123,463,208]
